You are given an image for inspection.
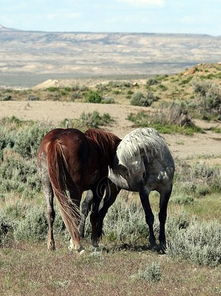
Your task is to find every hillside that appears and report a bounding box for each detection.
[1,63,221,104]
[0,63,221,161]
[0,25,221,87]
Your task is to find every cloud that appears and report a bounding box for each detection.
[116,0,165,6]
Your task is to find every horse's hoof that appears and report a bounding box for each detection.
[47,242,56,251]
[77,246,85,255]
[158,243,166,254]
[91,239,99,248]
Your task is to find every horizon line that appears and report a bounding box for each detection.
[0,24,219,37]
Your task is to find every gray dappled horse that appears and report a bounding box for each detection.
[80,128,175,251]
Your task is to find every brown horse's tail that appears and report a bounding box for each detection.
[46,140,81,248]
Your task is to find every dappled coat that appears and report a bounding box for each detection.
[108,128,175,192]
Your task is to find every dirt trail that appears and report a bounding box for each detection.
[0,101,221,163]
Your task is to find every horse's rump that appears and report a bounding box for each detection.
[109,128,175,190]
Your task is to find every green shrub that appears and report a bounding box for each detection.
[0,214,15,246]
[0,95,12,101]
[180,76,193,85]
[158,84,168,91]
[0,128,16,153]
[193,81,221,120]
[47,87,59,92]
[79,111,114,128]
[101,97,115,104]
[0,154,41,197]
[130,92,159,107]
[101,199,147,246]
[85,90,102,103]
[172,194,194,205]
[127,113,201,135]
[127,102,202,135]
[14,123,51,158]
[175,160,221,196]
[14,206,47,242]
[167,218,221,266]
[146,78,159,86]
[131,262,161,282]
[27,95,40,101]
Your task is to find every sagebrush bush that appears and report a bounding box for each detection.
[193,80,221,120]
[79,111,114,128]
[14,206,48,242]
[83,198,148,246]
[0,118,52,199]
[0,213,15,246]
[132,262,161,282]
[171,193,194,205]
[85,90,103,103]
[0,95,12,101]
[103,200,148,246]
[174,160,221,197]
[0,127,16,158]
[0,153,41,197]
[146,78,159,86]
[130,91,159,107]
[128,101,199,133]
[14,123,52,158]
[127,111,201,135]
[167,218,221,266]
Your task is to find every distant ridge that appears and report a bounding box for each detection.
[0,25,221,88]
[0,24,217,36]
[0,24,18,31]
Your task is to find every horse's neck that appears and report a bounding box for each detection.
[86,130,120,166]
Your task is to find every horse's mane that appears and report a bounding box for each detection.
[85,128,121,167]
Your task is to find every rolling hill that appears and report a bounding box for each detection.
[0,25,221,87]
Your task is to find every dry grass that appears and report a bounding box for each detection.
[1,241,221,296]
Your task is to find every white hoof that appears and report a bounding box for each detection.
[78,247,85,255]
[68,239,85,254]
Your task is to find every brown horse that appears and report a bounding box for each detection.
[37,128,120,252]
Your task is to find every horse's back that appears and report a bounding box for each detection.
[109,128,175,191]
[38,128,86,154]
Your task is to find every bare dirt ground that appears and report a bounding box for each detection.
[1,101,221,163]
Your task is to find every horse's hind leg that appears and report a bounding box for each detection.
[139,187,156,248]
[41,173,56,250]
[79,190,94,238]
[66,188,84,253]
[158,185,172,251]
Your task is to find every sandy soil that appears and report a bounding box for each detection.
[1,101,221,163]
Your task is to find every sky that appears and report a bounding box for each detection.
[0,0,221,35]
